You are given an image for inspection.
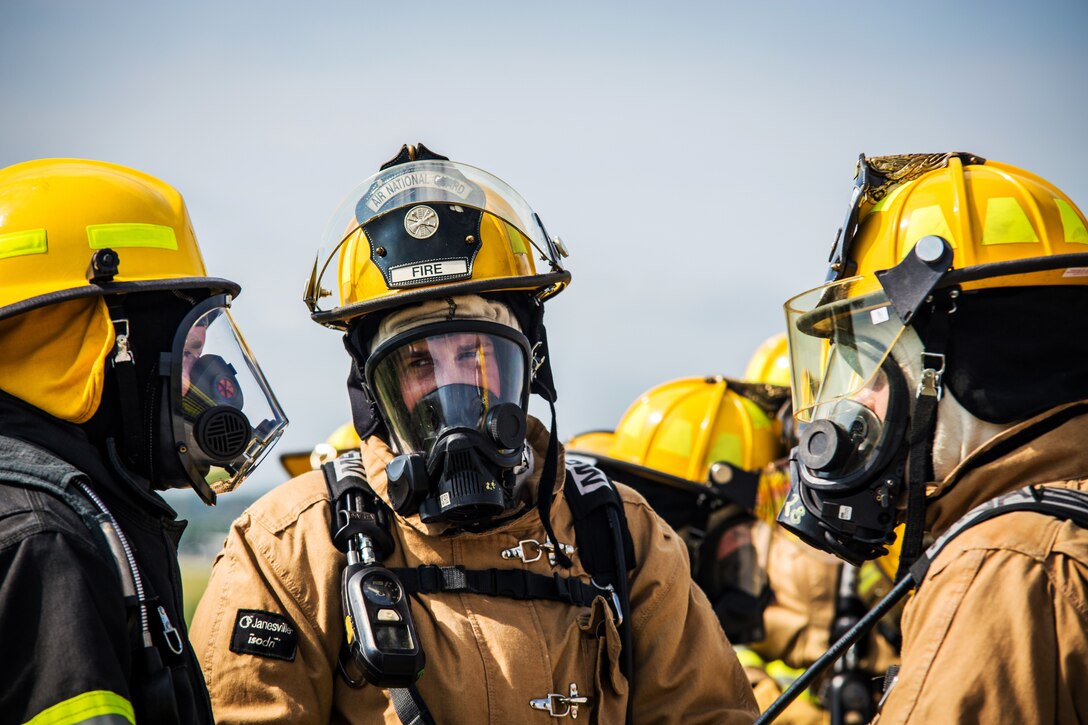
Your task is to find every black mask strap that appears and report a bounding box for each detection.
[896,300,952,580]
[103,296,144,469]
[535,395,573,569]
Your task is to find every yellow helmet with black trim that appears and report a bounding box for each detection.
[835,153,1088,299]
[564,430,615,459]
[606,376,783,485]
[305,145,569,329]
[0,158,239,322]
[779,152,1088,566]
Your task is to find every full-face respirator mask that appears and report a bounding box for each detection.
[156,294,288,503]
[360,320,532,526]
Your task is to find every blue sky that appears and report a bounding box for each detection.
[3,0,1087,493]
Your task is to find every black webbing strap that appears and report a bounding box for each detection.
[103,297,143,466]
[322,453,394,558]
[390,685,436,725]
[756,484,1088,725]
[391,565,601,607]
[563,460,635,725]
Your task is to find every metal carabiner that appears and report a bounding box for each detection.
[591,579,624,627]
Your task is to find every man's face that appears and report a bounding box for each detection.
[397,332,503,414]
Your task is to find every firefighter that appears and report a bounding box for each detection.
[778,153,1088,721]
[191,144,758,723]
[0,158,286,724]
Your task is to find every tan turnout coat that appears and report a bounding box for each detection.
[191,419,758,724]
[876,402,1088,723]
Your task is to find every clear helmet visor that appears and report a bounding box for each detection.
[785,277,907,422]
[308,159,567,319]
[368,327,529,456]
[785,277,909,479]
[172,296,287,495]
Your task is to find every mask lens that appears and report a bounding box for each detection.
[173,299,287,494]
[785,278,906,423]
[370,329,527,455]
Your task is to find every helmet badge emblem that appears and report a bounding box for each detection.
[404,205,440,239]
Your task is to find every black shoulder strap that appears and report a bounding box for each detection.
[321,451,394,559]
[755,484,1088,725]
[910,485,1088,583]
[563,460,635,725]
[563,459,636,575]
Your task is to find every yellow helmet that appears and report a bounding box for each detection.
[788,153,1088,427]
[0,159,286,504]
[780,152,1088,566]
[744,333,791,388]
[279,420,362,478]
[607,376,783,485]
[0,158,238,321]
[305,144,569,329]
[564,430,615,458]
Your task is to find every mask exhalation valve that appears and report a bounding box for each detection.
[194,407,252,463]
[799,419,851,472]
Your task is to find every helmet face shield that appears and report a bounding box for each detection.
[366,323,530,457]
[785,276,907,426]
[307,159,569,326]
[169,295,287,497]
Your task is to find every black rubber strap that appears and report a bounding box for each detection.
[390,684,436,725]
[392,565,600,607]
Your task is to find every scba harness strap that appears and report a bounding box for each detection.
[756,484,1088,725]
[323,452,635,723]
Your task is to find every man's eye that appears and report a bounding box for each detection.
[407,357,433,371]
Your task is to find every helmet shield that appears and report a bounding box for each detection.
[366,322,530,456]
[786,276,908,426]
[169,295,287,496]
[308,159,568,325]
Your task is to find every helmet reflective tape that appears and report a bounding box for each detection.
[1057,199,1088,243]
[0,228,47,260]
[86,223,178,250]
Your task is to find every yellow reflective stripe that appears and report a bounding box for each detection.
[23,690,134,725]
[505,223,529,255]
[765,660,821,705]
[86,223,177,251]
[1056,198,1088,244]
[905,205,956,250]
[982,197,1039,245]
[734,646,766,669]
[0,228,47,260]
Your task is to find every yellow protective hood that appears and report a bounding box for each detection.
[0,297,116,423]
